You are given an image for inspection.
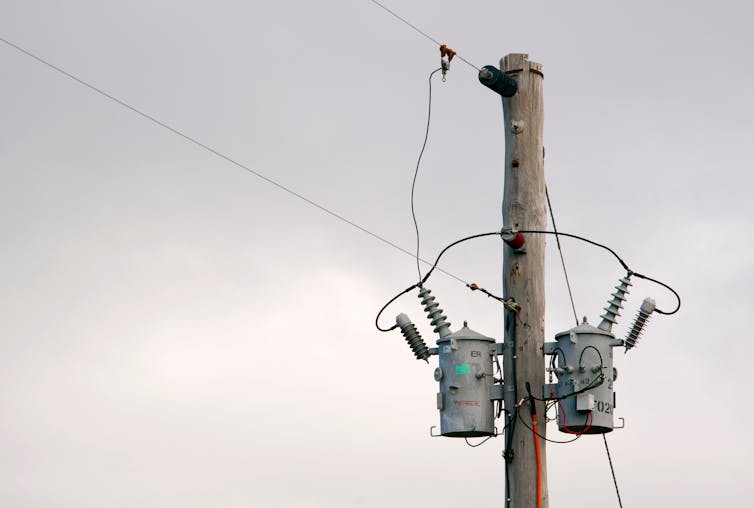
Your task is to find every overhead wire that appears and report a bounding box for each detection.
[4,23,653,507]
[376,227,681,332]
[366,0,481,71]
[546,186,579,325]
[0,35,474,286]
[411,67,443,283]
[603,434,624,508]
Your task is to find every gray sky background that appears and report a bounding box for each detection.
[1,1,753,506]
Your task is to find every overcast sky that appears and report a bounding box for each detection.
[2,1,753,507]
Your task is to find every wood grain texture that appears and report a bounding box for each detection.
[501,53,548,508]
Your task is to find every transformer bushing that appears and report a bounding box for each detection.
[435,324,497,437]
[544,320,623,434]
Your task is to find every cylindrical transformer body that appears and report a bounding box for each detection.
[548,321,623,434]
[435,325,496,437]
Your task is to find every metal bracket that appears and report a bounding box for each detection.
[490,384,505,401]
[430,426,442,437]
[614,417,626,429]
[502,298,521,313]
[502,448,514,463]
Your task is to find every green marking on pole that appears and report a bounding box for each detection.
[455,364,471,375]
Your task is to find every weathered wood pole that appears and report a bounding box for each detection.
[501,53,548,508]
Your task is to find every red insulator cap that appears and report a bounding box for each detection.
[504,232,526,250]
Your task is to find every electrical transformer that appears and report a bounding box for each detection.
[434,324,497,437]
[544,320,623,434]
[394,287,502,438]
[544,276,632,434]
[392,274,662,437]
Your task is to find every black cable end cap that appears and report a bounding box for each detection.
[478,65,518,97]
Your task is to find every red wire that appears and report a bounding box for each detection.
[549,385,593,435]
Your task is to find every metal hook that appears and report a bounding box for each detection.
[441,57,450,82]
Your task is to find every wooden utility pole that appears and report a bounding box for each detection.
[501,53,547,508]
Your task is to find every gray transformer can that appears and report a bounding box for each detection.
[544,321,623,434]
[435,325,496,437]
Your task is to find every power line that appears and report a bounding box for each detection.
[367,0,441,46]
[0,35,468,284]
[411,67,442,283]
[546,186,579,325]
[366,0,480,71]
[603,434,624,508]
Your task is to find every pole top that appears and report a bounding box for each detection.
[501,53,543,77]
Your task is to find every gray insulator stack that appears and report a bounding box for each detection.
[396,313,430,362]
[598,276,632,332]
[418,286,451,338]
[624,297,656,352]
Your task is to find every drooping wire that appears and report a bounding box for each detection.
[375,227,681,332]
[421,231,501,284]
[603,434,624,508]
[411,68,443,283]
[514,405,582,444]
[366,0,480,71]
[374,231,498,333]
[375,283,420,332]
[631,271,681,315]
[464,435,495,448]
[546,186,579,325]
[0,36,476,287]
[519,229,630,272]
[519,229,680,315]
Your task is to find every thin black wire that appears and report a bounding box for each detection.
[520,228,680,315]
[421,231,501,284]
[503,408,516,508]
[632,272,681,315]
[603,434,624,508]
[529,373,605,402]
[412,68,442,283]
[467,283,509,304]
[464,435,495,447]
[518,229,630,272]
[0,36,473,287]
[546,186,579,325]
[578,345,605,368]
[366,0,480,71]
[375,283,419,332]
[375,227,681,332]
[515,405,581,444]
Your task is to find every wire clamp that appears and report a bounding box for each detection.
[439,44,455,81]
[502,448,514,463]
[503,298,521,314]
